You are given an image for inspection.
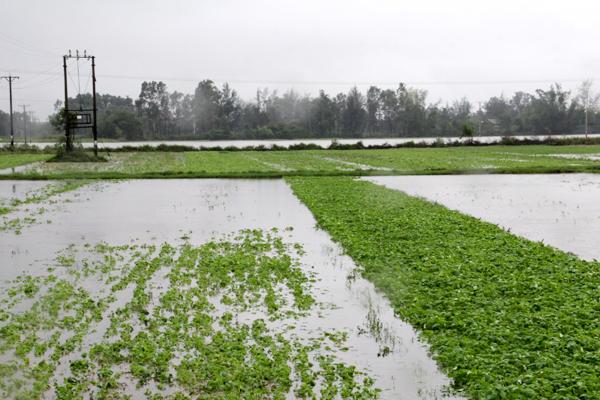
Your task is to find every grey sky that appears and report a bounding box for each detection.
[1,0,600,120]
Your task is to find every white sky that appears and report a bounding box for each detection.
[1,0,600,119]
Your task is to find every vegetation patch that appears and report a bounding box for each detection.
[47,148,107,163]
[287,176,600,399]
[3,145,600,179]
[0,154,51,170]
[0,180,89,234]
[0,230,379,399]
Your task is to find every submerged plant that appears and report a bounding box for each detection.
[0,229,380,399]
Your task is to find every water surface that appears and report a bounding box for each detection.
[0,179,461,399]
[24,133,600,150]
[366,174,600,261]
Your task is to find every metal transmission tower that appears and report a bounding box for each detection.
[19,104,30,144]
[62,50,98,155]
[1,75,19,148]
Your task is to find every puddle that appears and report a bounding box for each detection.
[366,174,600,261]
[0,161,44,175]
[246,155,293,171]
[320,156,393,171]
[0,179,460,399]
[0,180,53,205]
[547,153,600,161]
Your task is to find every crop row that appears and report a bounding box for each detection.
[287,177,600,399]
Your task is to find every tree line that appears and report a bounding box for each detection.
[2,80,599,141]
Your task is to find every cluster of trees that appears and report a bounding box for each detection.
[2,80,599,141]
[0,109,48,142]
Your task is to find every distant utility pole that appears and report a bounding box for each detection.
[29,111,36,142]
[584,92,589,138]
[63,50,98,155]
[19,104,30,144]
[1,75,19,148]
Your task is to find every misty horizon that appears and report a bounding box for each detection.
[1,0,600,121]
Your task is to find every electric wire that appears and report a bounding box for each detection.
[1,67,598,87]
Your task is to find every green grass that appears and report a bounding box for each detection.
[0,154,52,170]
[287,177,600,399]
[2,145,600,179]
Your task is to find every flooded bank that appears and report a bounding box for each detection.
[21,132,600,150]
[0,179,461,399]
[366,174,600,261]
[0,180,53,204]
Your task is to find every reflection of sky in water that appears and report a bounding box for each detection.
[367,174,600,261]
[0,180,53,206]
[0,179,463,400]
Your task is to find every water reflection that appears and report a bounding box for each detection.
[366,174,600,261]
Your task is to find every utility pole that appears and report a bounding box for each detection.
[584,91,589,139]
[1,75,19,149]
[63,50,98,154]
[477,101,483,137]
[63,53,72,151]
[19,104,30,144]
[91,55,98,156]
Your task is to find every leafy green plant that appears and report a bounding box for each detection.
[1,230,379,399]
[287,176,600,399]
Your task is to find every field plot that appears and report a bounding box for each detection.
[288,177,600,399]
[0,180,91,233]
[0,154,52,173]
[3,145,600,179]
[366,174,600,261]
[0,179,459,399]
[322,145,600,174]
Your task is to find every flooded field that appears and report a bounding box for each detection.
[366,174,600,261]
[0,181,52,205]
[23,133,600,150]
[0,179,461,399]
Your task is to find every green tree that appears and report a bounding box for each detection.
[342,86,366,137]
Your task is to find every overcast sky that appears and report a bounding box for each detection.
[1,0,600,119]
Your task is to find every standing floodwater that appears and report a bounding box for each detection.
[366,174,600,261]
[0,179,462,399]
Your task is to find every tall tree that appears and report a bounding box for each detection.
[192,80,221,135]
[311,90,336,137]
[135,81,171,138]
[342,87,366,137]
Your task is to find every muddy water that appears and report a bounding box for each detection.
[366,174,600,261]
[0,180,52,204]
[23,133,600,149]
[0,161,44,175]
[0,179,460,399]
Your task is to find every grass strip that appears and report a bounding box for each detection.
[3,145,600,179]
[2,164,600,180]
[287,176,600,399]
[0,154,51,170]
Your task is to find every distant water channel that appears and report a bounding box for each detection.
[366,174,600,261]
[25,133,600,149]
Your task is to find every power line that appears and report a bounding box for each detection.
[0,31,59,58]
[13,74,62,90]
[0,97,56,103]
[0,66,597,87]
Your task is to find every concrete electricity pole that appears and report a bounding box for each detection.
[19,104,30,144]
[1,75,20,148]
